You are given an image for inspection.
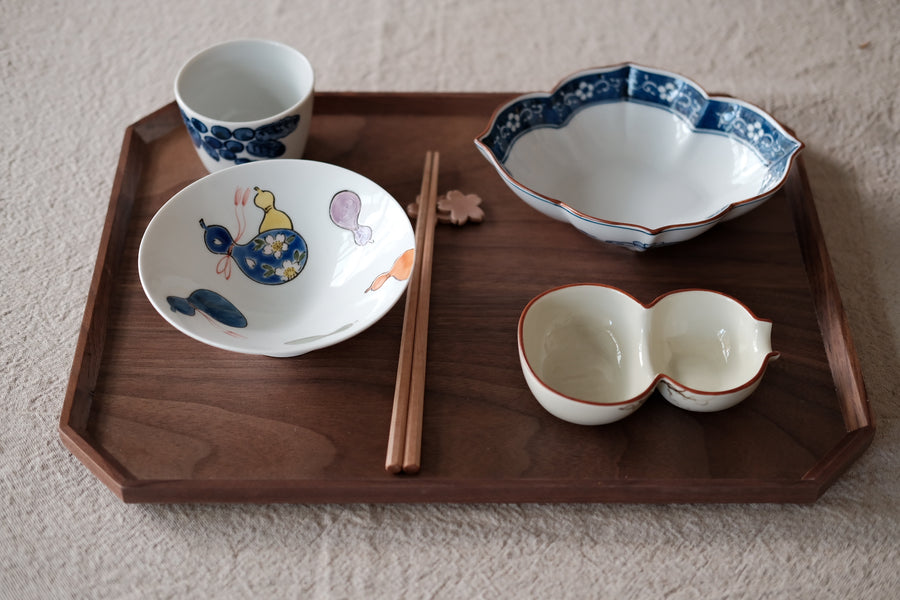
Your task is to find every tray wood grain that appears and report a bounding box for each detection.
[59,93,874,503]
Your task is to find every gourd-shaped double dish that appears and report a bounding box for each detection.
[518,284,779,425]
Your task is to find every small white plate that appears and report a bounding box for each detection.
[138,159,415,357]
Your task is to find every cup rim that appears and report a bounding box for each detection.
[174,38,315,127]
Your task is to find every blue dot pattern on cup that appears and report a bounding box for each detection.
[180,111,301,165]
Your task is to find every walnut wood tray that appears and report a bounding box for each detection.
[59,93,874,503]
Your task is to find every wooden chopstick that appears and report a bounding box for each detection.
[385,151,437,474]
[402,151,439,474]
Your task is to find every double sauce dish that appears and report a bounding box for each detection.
[518,284,780,425]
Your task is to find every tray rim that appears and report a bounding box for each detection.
[59,93,875,504]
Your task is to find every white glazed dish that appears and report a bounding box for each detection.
[475,63,804,250]
[518,284,780,425]
[138,159,415,357]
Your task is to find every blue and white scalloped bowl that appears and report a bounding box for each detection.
[475,64,804,250]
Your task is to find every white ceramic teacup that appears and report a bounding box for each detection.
[174,39,315,172]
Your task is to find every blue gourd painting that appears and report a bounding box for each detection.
[200,187,308,284]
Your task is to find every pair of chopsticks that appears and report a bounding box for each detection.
[385,151,440,474]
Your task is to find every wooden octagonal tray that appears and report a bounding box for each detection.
[59,93,874,503]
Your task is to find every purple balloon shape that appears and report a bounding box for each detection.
[329,190,373,245]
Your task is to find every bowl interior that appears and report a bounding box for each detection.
[520,285,775,407]
[138,159,415,357]
[478,64,803,242]
[505,102,769,229]
[520,285,649,404]
[176,39,314,122]
[647,291,772,392]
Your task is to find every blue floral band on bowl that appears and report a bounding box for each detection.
[180,111,301,166]
[479,64,800,170]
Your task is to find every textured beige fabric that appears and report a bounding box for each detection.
[2,0,898,598]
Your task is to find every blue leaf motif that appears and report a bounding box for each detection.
[255,114,300,141]
[211,125,232,140]
[190,118,208,133]
[233,128,255,141]
[247,140,286,158]
[201,139,220,160]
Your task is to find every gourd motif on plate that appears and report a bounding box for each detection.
[201,186,309,285]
